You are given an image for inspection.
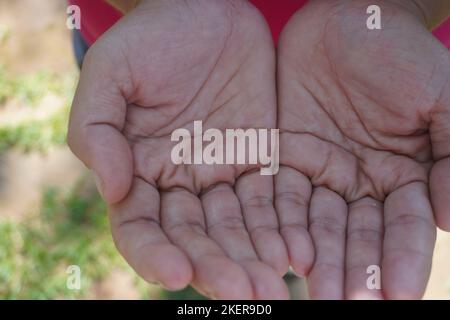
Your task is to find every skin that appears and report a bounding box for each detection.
[69,0,450,299]
[68,0,289,299]
[276,0,450,299]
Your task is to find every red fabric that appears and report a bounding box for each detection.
[68,0,307,45]
[69,0,450,48]
[434,19,450,49]
[69,0,122,45]
[250,0,307,42]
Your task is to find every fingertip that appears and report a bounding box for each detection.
[430,158,450,231]
[91,128,134,204]
[99,169,133,205]
[241,260,290,300]
[282,226,315,277]
[214,270,254,300]
[140,244,194,291]
[434,205,450,231]
[158,247,194,291]
[384,292,422,300]
[381,253,430,300]
[190,254,253,300]
[347,290,384,300]
[197,256,253,300]
[270,250,290,277]
[436,219,450,232]
[254,232,290,276]
[290,259,313,278]
[383,287,424,300]
[383,183,434,300]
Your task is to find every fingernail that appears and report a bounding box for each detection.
[92,171,104,198]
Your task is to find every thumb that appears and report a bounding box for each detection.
[68,46,133,204]
[429,62,450,231]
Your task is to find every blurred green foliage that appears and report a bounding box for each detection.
[0,181,203,299]
[0,66,203,300]
[0,184,116,299]
[0,109,68,152]
[0,66,74,107]
[0,65,75,152]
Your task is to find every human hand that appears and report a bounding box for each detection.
[68,0,289,299]
[276,0,450,299]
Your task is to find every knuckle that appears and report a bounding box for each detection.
[309,216,346,237]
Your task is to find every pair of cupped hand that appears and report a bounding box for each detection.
[68,0,450,299]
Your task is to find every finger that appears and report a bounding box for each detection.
[161,188,253,300]
[202,183,289,300]
[279,132,426,201]
[430,158,450,231]
[109,177,193,290]
[275,166,314,276]
[308,187,347,300]
[429,58,450,230]
[67,46,133,204]
[236,172,289,275]
[345,197,383,300]
[382,182,436,299]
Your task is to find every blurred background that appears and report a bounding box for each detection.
[0,0,449,299]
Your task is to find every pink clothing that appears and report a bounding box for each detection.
[68,0,308,44]
[68,0,450,48]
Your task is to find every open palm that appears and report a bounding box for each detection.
[68,0,289,299]
[276,0,450,299]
